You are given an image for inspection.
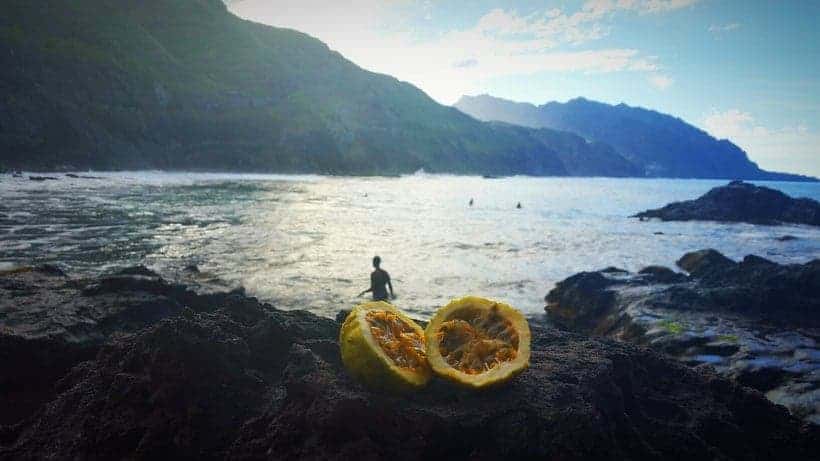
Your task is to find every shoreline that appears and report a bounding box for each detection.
[2,170,819,183]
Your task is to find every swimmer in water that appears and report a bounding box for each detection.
[358,256,395,301]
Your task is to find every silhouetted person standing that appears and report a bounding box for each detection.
[516,202,522,209]
[358,256,394,301]
[469,198,474,206]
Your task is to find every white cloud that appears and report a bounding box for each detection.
[638,0,700,14]
[702,109,820,177]
[648,73,673,89]
[581,0,699,16]
[467,1,700,48]
[709,22,741,33]
[228,1,695,103]
[702,109,756,138]
[470,7,609,47]
[452,58,478,68]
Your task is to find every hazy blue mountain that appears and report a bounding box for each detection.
[0,0,637,176]
[455,94,813,181]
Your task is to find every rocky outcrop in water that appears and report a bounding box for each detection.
[2,266,818,459]
[27,176,59,181]
[634,181,820,226]
[545,249,820,425]
[64,173,101,179]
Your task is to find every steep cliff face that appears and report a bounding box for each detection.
[0,0,632,176]
[455,94,814,181]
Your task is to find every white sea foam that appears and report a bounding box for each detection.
[1,173,818,318]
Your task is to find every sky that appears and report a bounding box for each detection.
[228,0,820,177]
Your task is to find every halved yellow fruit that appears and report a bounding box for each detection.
[339,301,432,392]
[425,296,530,389]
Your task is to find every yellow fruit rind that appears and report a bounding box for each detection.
[339,301,432,392]
[425,296,530,389]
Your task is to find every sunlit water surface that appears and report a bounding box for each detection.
[1,172,818,318]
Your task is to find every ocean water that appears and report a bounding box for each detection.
[1,172,818,318]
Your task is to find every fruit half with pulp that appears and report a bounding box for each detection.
[425,296,530,389]
[339,301,432,391]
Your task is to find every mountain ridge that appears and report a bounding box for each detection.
[0,0,636,177]
[455,94,815,181]
[1,0,813,181]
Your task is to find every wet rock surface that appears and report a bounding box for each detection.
[27,176,59,182]
[634,180,820,226]
[64,174,101,179]
[1,267,818,459]
[546,249,820,425]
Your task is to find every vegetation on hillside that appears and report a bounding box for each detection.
[455,94,814,181]
[0,0,635,176]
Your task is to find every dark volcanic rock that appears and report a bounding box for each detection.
[0,266,210,425]
[0,263,272,428]
[115,265,160,277]
[638,265,688,284]
[676,249,735,277]
[634,180,820,226]
[27,176,59,181]
[64,173,101,179]
[2,268,818,459]
[184,264,201,274]
[546,249,820,424]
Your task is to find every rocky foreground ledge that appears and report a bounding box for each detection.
[1,266,818,459]
[546,249,820,425]
[634,180,820,226]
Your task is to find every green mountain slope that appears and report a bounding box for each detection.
[455,94,815,181]
[0,0,637,176]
